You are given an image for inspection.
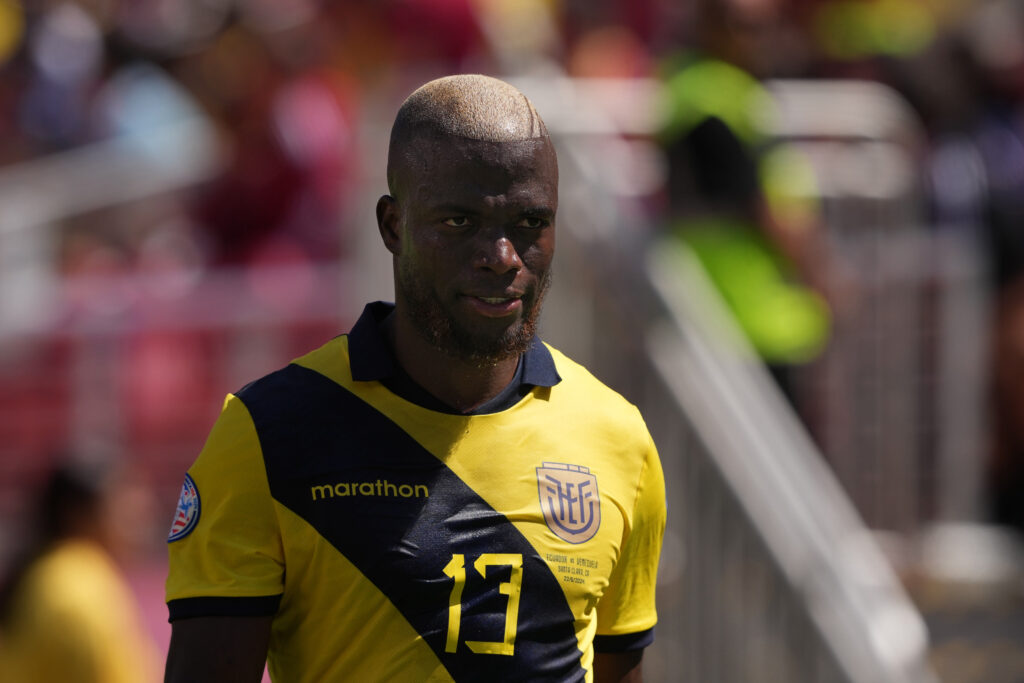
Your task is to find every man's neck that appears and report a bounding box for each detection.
[384,314,520,413]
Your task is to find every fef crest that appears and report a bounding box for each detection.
[536,462,600,543]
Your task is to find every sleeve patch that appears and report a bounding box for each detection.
[167,473,201,542]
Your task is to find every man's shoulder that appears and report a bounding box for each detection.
[545,343,622,396]
[543,343,647,426]
[235,336,351,403]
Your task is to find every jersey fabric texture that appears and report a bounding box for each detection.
[166,302,666,683]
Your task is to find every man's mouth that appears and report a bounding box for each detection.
[463,294,524,317]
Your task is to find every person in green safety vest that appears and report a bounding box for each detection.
[658,56,835,394]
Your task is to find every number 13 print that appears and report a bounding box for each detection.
[442,553,524,655]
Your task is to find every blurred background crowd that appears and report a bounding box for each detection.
[1,0,1023,681]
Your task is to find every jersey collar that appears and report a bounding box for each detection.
[348,301,561,387]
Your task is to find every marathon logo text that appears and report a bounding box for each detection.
[310,479,429,501]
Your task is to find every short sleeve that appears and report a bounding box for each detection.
[165,394,285,620]
[594,429,666,651]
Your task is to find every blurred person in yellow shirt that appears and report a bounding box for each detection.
[0,459,159,683]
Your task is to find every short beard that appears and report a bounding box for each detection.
[398,268,551,367]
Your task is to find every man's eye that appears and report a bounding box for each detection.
[444,217,470,227]
[518,217,547,229]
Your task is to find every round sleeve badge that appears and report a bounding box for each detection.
[167,473,201,542]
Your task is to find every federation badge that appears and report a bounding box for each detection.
[167,473,201,542]
[537,462,600,544]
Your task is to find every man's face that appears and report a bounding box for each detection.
[388,135,558,365]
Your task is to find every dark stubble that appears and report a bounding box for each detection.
[398,265,551,367]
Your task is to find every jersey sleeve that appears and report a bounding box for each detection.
[165,394,285,620]
[594,427,666,651]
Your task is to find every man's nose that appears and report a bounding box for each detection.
[473,230,522,274]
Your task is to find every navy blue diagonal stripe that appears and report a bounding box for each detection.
[238,363,585,682]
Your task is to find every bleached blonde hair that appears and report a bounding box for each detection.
[386,74,550,194]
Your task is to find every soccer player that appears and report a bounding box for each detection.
[164,74,666,683]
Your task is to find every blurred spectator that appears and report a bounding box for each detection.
[687,0,813,79]
[567,23,653,78]
[0,458,159,682]
[19,3,105,151]
[958,0,1024,291]
[896,2,1024,286]
[383,0,487,71]
[184,23,360,266]
[657,53,833,398]
[810,0,936,69]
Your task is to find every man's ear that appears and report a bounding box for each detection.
[376,195,401,255]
